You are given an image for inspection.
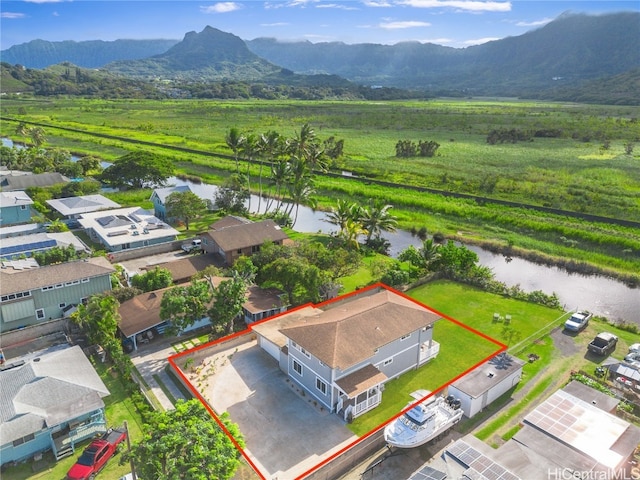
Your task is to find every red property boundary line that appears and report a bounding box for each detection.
[168,283,507,480]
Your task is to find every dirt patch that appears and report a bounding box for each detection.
[550,326,580,357]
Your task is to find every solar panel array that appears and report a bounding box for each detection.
[408,465,447,480]
[447,441,520,480]
[525,390,582,442]
[0,239,57,257]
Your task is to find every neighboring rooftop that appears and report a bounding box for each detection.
[118,287,172,338]
[0,172,70,191]
[46,194,121,217]
[77,207,179,248]
[0,256,115,295]
[0,345,109,446]
[0,231,88,259]
[151,185,191,203]
[147,253,221,284]
[203,217,289,251]
[449,353,526,398]
[0,191,33,208]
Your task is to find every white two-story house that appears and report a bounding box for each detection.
[253,284,441,421]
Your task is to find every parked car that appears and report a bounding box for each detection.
[587,332,618,356]
[181,238,202,253]
[564,310,592,332]
[67,428,127,480]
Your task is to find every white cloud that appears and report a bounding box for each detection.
[52,11,60,16]
[516,17,553,27]
[423,37,453,44]
[316,3,359,10]
[1,12,26,18]
[24,0,63,3]
[362,0,393,6]
[463,36,500,45]
[261,22,290,27]
[399,0,511,12]
[200,2,243,14]
[380,20,432,29]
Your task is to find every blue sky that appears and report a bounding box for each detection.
[1,1,637,50]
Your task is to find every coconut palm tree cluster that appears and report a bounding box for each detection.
[224,123,343,227]
[324,198,398,253]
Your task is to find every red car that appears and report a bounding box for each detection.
[67,428,127,480]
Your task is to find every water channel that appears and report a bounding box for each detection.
[2,138,639,324]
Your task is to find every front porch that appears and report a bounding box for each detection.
[335,364,388,422]
[419,340,440,365]
[51,413,107,460]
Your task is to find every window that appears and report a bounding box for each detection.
[81,278,90,283]
[298,345,311,359]
[36,309,45,320]
[65,280,80,286]
[59,303,66,309]
[316,377,327,395]
[54,283,63,289]
[41,285,54,292]
[12,433,35,447]
[400,333,411,341]
[20,205,27,210]
[383,358,393,366]
[293,360,303,376]
[251,245,260,253]
[81,297,88,305]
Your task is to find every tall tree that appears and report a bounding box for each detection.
[101,151,174,189]
[324,199,362,240]
[360,201,398,244]
[160,281,213,335]
[70,294,121,351]
[209,275,247,334]
[225,127,244,174]
[127,399,244,480]
[130,267,173,292]
[165,190,209,230]
[239,133,258,212]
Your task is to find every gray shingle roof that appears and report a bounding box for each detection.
[0,172,70,191]
[0,256,115,295]
[0,345,109,445]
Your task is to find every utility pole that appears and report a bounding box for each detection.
[124,420,137,480]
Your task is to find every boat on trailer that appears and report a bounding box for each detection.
[384,389,463,448]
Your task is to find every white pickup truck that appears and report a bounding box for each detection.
[564,310,592,332]
[181,239,202,253]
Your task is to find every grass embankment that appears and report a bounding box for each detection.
[2,98,638,280]
[2,359,144,480]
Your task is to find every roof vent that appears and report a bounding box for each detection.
[33,358,41,362]
[487,372,494,378]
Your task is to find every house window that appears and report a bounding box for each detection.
[298,345,311,359]
[316,377,327,395]
[293,360,303,376]
[81,278,90,283]
[251,245,260,253]
[383,358,393,366]
[59,303,66,309]
[20,205,27,210]
[400,333,411,341]
[54,283,63,289]
[237,249,242,254]
[12,433,35,446]
[36,309,45,320]
[81,297,88,305]
[41,285,54,292]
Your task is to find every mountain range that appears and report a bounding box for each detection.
[1,11,639,98]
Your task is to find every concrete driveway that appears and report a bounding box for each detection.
[200,340,357,479]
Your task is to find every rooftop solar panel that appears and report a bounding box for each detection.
[446,441,521,480]
[407,465,447,480]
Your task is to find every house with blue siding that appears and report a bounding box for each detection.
[77,206,180,252]
[150,185,191,220]
[0,191,33,226]
[0,345,110,465]
[0,257,115,332]
[253,284,441,421]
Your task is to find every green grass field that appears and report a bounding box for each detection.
[2,97,638,280]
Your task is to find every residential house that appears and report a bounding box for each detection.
[252,284,441,421]
[146,253,221,284]
[447,353,525,418]
[0,345,110,465]
[0,172,70,191]
[46,194,120,220]
[242,285,287,324]
[0,231,89,260]
[0,257,115,332]
[0,223,42,239]
[201,216,291,265]
[77,206,179,252]
[0,191,33,226]
[150,185,191,220]
[421,380,640,480]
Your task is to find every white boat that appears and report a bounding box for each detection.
[384,389,463,448]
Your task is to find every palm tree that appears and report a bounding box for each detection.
[420,238,441,270]
[30,127,46,148]
[225,127,244,174]
[324,199,361,239]
[256,130,282,214]
[360,201,398,244]
[268,159,291,214]
[286,170,316,227]
[239,133,258,212]
[342,218,367,250]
